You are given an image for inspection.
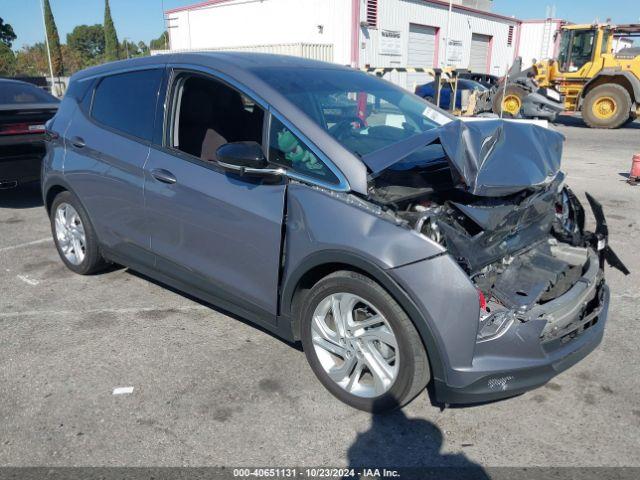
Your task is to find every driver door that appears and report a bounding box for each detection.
[144,69,286,322]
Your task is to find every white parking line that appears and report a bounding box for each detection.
[0,238,52,253]
[0,305,210,319]
[112,386,134,395]
[16,275,39,286]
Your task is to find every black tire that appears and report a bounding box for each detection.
[491,84,527,117]
[50,190,107,275]
[300,270,430,412]
[582,84,632,129]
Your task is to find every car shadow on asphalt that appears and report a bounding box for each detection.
[126,269,304,351]
[0,182,43,209]
[346,401,489,479]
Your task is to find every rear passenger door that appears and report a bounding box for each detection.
[63,68,164,265]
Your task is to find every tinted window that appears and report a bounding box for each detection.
[91,69,162,141]
[170,74,264,161]
[0,82,58,105]
[269,116,338,184]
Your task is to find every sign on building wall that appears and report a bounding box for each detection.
[380,30,402,56]
[446,39,464,67]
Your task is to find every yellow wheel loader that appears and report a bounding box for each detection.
[502,23,640,128]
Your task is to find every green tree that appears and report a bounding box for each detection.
[0,42,16,76]
[137,41,149,56]
[42,0,64,76]
[15,43,49,76]
[0,17,17,48]
[67,24,105,66]
[149,31,168,51]
[62,44,84,75]
[103,0,120,61]
[120,38,137,58]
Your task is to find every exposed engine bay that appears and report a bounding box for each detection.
[363,121,629,344]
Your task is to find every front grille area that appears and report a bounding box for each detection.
[542,282,605,344]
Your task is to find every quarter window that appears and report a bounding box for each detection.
[91,69,162,142]
[268,116,338,184]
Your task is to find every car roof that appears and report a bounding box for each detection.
[72,51,348,81]
[71,52,368,194]
[0,78,38,86]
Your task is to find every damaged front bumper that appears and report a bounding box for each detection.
[433,248,609,404]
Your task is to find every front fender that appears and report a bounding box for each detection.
[280,183,448,380]
[280,249,448,383]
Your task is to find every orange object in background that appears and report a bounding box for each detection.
[628,153,640,185]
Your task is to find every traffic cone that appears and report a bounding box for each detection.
[629,153,640,185]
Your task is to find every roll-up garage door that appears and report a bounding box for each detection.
[469,33,492,73]
[407,24,437,90]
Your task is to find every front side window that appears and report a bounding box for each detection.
[268,116,338,184]
[91,69,162,141]
[253,67,452,158]
[169,74,265,162]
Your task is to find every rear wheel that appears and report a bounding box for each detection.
[582,84,632,129]
[300,271,430,412]
[50,191,107,275]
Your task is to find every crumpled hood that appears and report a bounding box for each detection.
[362,119,565,196]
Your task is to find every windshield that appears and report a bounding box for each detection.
[0,82,58,105]
[254,67,453,157]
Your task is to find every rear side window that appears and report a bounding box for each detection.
[91,69,162,141]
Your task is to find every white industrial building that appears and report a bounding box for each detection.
[162,0,521,89]
[517,19,563,69]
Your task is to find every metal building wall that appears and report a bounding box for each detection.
[165,0,352,65]
[517,20,562,68]
[360,0,518,89]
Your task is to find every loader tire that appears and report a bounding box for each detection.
[582,84,632,129]
[492,85,527,118]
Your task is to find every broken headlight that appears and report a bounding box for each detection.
[556,188,575,234]
[554,187,584,242]
[413,205,446,246]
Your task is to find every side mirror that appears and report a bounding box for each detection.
[216,142,282,176]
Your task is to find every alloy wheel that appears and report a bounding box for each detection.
[54,203,86,265]
[311,292,399,398]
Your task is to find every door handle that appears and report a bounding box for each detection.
[151,168,177,184]
[70,136,85,148]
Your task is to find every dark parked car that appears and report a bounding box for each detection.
[0,78,59,188]
[457,72,500,88]
[415,78,488,109]
[42,54,626,412]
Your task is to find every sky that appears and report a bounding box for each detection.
[2,0,640,50]
[492,0,640,24]
[2,0,194,49]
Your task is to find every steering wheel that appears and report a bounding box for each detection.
[328,116,366,140]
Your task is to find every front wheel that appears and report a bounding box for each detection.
[492,85,527,118]
[300,271,430,412]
